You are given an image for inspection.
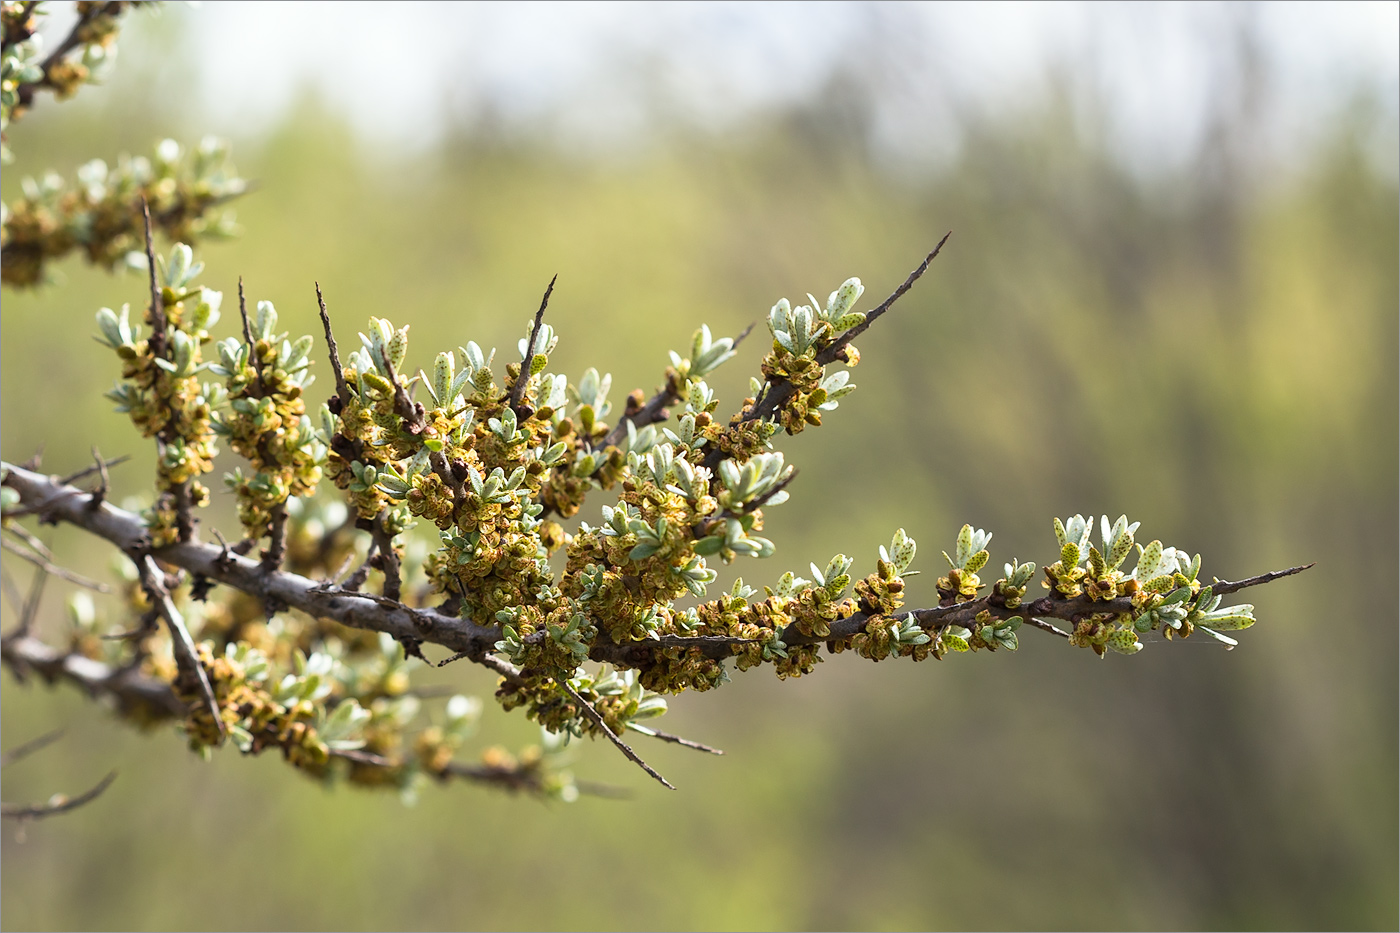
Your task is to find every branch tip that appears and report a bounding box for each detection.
[510,274,557,413]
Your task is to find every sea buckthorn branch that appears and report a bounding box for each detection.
[210,279,325,571]
[134,552,222,735]
[0,13,1311,794]
[4,231,1311,790]
[4,1,142,119]
[0,133,247,286]
[0,466,595,799]
[508,274,557,417]
[1,455,1307,792]
[697,232,950,483]
[2,768,117,821]
[93,215,222,547]
[3,4,246,284]
[0,630,591,800]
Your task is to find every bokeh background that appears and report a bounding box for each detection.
[2,2,1396,930]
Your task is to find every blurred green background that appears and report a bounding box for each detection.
[2,3,1396,930]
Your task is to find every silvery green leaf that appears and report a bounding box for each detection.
[687,380,716,413]
[460,341,485,374]
[955,524,974,567]
[163,243,196,289]
[431,351,454,406]
[1161,585,1193,607]
[285,334,313,370]
[542,441,567,465]
[1107,527,1135,571]
[254,300,278,341]
[767,297,791,337]
[825,277,864,320]
[1198,627,1240,648]
[749,537,776,559]
[629,542,659,561]
[1199,604,1255,631]
[95,306,129,348]
[1135,539,1164,580]
[942,630,970,652]
[693,536,724,557]
[386,322,409,369]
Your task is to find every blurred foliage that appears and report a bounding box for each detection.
[1,5,1396,931]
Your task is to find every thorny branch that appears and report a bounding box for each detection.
[629,726,724,756]
[134,554,223,735]
[315,283,351,410]
[1,770,117,820]
[11,0,127,112]
[510,274,557,417]
[1,462,1308,669]
[818,232,951,366]
[702,236,951,476]
[9,554,48,639]
[1,532,112,592]
[1,728,64,768]
[0,634,578,798]
[560,679,674,789]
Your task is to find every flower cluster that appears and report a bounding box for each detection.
[2,2,152,160]
[96,243,222,546]
[2,136,245,286]
[211,297,326,547]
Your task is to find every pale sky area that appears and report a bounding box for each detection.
[44,1,1400,173]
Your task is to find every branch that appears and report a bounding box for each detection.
[0,3,39,56]
[560,679,674,789]
[0,635,585,800]
[1,460,1310,680]
[7,554,48,640]
[58,454,128,488]
[627,724,724,755]
[510,274,557,416]
[2,462,506,661]
[12,1,127,112]
[84,445,112,511]
[1210,563,1313,596]
[701,240,950,474]
[818,232,950,366]
[136,554,223,736]
[362,512,402,602]
[141,197,165,358]
[316,282,351,410]
[0,633,186,718]
[1,728,65,768]
[1,534,113,592]
[1,771,117,820]
[436,759,628,800]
